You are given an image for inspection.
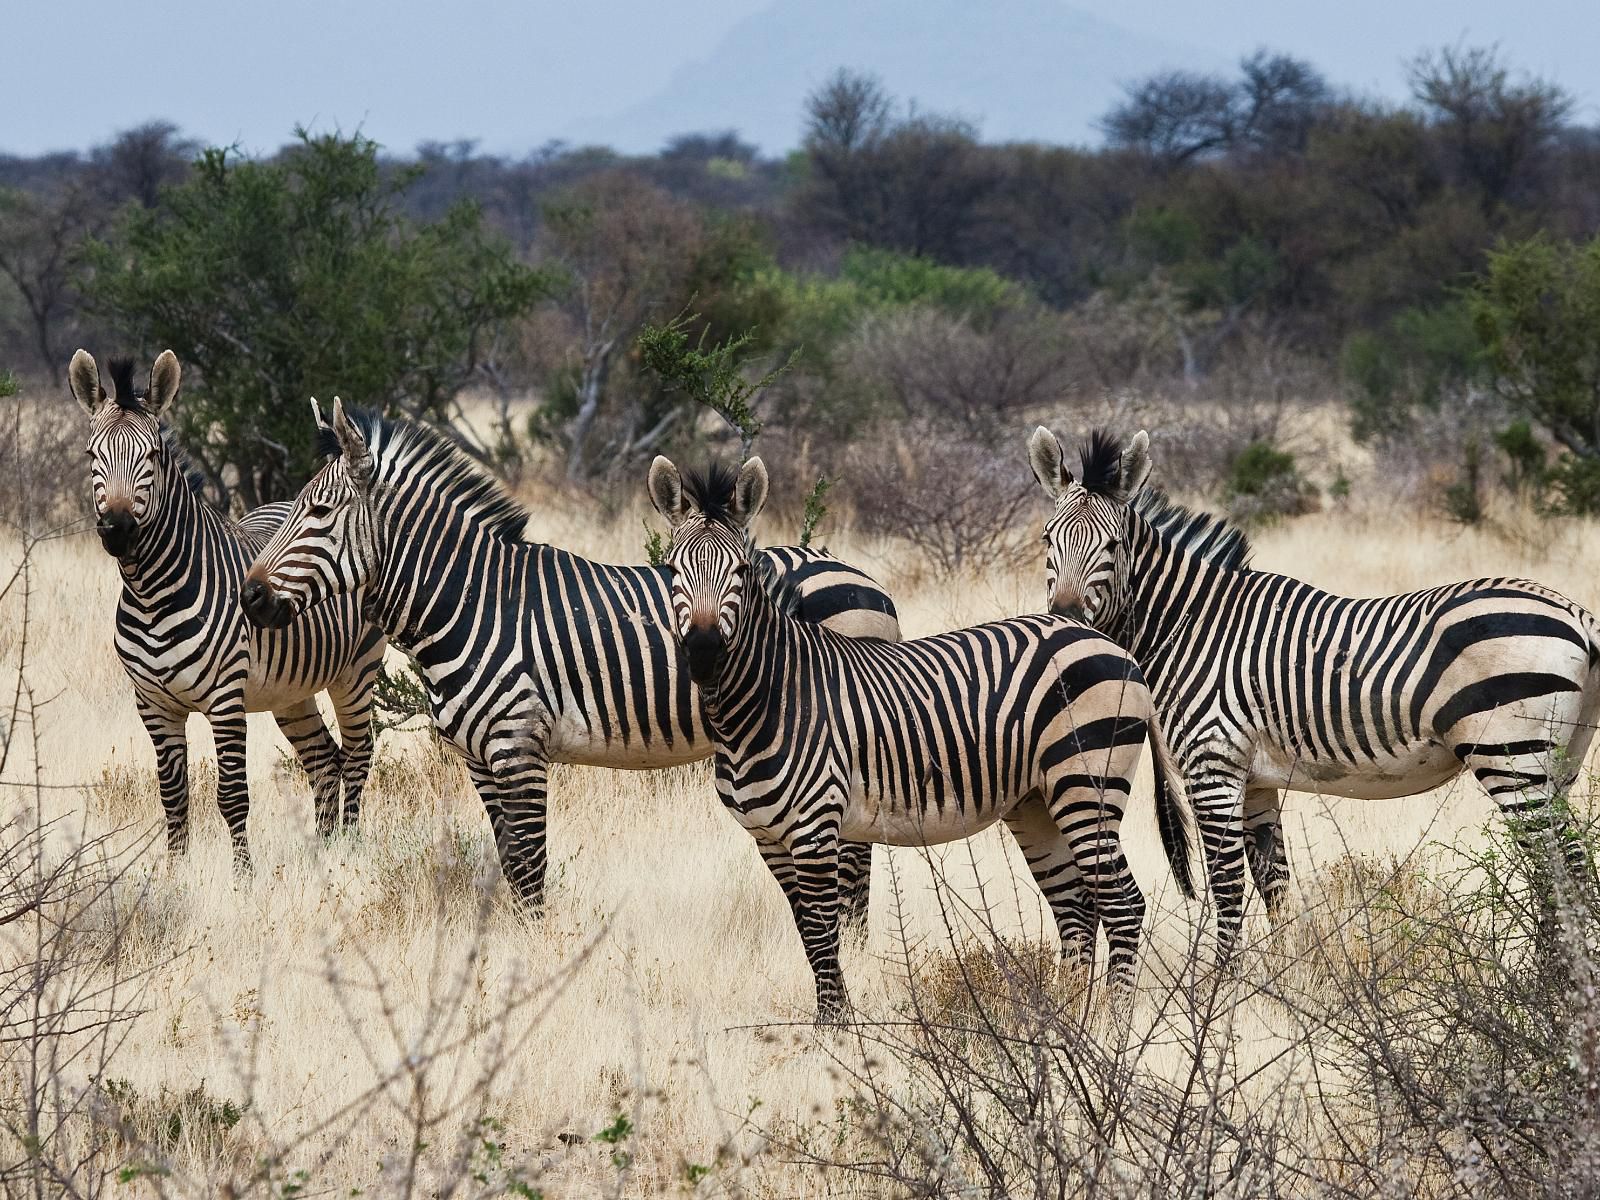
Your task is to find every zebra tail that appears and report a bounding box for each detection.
[1148,712,1198,900]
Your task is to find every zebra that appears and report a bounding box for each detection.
[68,349,387,867]
[645,453,1197,1019]
[1027,425,1600,948]
[236,398,903,920]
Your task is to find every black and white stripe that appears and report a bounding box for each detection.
[648,455,1196,1018]
[1029,426,1600,947]
[239,400,903,916]
[69,350,386,866]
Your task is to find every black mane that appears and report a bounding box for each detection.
[682,459,798,613]
[1133,489,1252,571]
[1077,429,1125,497]
[107,357,145,411]
[351,408,530,540]
[681,460,742,525]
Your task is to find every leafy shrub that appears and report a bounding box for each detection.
[1224,439,1317,524]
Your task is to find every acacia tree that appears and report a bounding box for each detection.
[81,129,549,507]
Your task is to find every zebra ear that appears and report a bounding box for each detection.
[331,396,375,492]
[1117,430,1153,501]
[1028,426,1072,499]
[648,455,688,528]
[146,350,180,418]
[68,349,106,417]
[731,457,769,528]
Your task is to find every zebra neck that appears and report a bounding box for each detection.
[366,500,517,657]
[700,573,795,738]
[116,459,239,608]
[1125,520,1230,666]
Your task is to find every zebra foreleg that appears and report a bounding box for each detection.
[1003,796,1098,970]
[328,669,379,831]
[1242,786,1291,921]
[137,699,191,856]
[467,752,549,913]
[757,833,849,1023]
[210,710,253,873]
[837,841,873,939]
[272,699,344,837]
[1190,762,1251,957]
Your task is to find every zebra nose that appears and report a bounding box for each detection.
[1051,600,1087,623]
[95,509,136,557]
[240,577,292,629]
[682,626,725,687]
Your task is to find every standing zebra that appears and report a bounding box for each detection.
[237,399,902,917]
[646,453,1196,1018]
[1027,425,1600,948]
[69,350,386,866]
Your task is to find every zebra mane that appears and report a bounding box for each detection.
[159,428,210,497]
[1077,429,1125,497]
[681,461,742,525]
[1133,489,1252,571]
[107,357,146,411]
[682,459,799,615]
[349,408,530,541]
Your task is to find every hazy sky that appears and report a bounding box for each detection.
[5,0,1597,158]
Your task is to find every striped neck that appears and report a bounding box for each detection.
[115,451,238,606]
[1124,513,1234,666]
[697,566,795,738]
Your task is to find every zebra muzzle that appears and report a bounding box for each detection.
[240,577,294,630]
[95,510,136,558]
[682,626,726,687]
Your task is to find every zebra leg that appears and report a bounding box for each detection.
[837,841,873,938]
[136,699,191,856]
[1242,786,1291,921]
[328,668,379,830]
[209,710,253,873]
[272,699,344,837]
[1003,795,1098,969]
[1191,764,1251,955]
[466,752,549,913]
[757,833,849,1022]
[1044,775,1144,993]
[1460,739,1591,885]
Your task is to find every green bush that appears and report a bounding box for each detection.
[1225,440,1317,524]
[81,129,550,506]
[1345,300,1484,440]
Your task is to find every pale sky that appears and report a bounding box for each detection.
[4,0,1597,158]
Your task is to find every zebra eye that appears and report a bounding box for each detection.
[306,501,333,518]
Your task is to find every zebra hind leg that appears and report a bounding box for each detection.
[757,834,849,1023]
[837,841,873,940]
[1043,771,1144,995]
[273,699,344,837]
[1003,796,1098,972]
[137,699,191,856]
[1461,738,1593,897]
[1242,786,1291,922]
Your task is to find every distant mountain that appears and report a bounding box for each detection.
[563,0,1227,155]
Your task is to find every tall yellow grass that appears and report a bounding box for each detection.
[3,478,1598,1195]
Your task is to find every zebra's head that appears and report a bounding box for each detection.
[68,349,182,559]
[648,455,769,688]
[242,397,379,630]
[1027,426,1152,629]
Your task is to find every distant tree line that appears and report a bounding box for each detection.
[3,45,1599,520]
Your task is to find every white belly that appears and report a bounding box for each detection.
[1249,738,1460,800]
[841,799,1006,847]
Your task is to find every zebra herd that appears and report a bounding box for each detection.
[72,349,1600,1019]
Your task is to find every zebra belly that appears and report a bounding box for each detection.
[840,795,1009,847]
[1248,738,1459,799]
[545,713,711,770]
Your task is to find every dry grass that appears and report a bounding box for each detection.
[2,464,1599,1195]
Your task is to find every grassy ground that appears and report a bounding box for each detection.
[3,475,1598,1196]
